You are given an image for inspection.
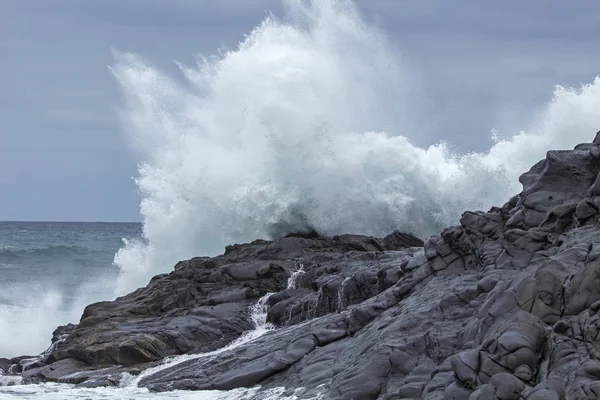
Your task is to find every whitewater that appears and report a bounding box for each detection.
[2,0,600,398]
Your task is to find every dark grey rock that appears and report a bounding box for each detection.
[49,257,290,366]
[21,358,92,384]
[71,366,142,388]
[0,358,9,374]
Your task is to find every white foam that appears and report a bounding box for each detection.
[0,291,64,357]
[0,276,117,358]
[0,375,23,387]
[0,383,319,400]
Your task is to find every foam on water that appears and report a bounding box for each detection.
[0,282,113,358]
[111,0,600,295]
[0,383,319,400]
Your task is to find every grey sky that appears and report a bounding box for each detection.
[1,0,599,222]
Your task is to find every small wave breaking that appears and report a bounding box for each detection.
[0,245,87,262]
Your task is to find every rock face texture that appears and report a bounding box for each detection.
[6,136,600,399]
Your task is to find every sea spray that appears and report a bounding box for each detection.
[112,0,600,296]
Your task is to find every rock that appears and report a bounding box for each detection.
[489,372,525,399]
[49,257,290,366]
[71,366,142,388]
[594,130,600,144]
[576,198,598,221]
[444,382,473,400]
[21,359,92,384]
[7,134,600,399]
[589,300,600,316]
[0,358,10,374]
[476,276,498,293]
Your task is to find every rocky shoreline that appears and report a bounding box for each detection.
[4,134,600,399]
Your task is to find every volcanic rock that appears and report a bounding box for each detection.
[6,135,600,400]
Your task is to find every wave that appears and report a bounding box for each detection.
[111,0,600,295]
[0,278,118,358]
[0,245,88,262]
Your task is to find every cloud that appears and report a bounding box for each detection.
[361,1,600,40]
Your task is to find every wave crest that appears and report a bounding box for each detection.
[0,245,87,262]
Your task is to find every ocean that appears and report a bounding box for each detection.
[0,221,142,358]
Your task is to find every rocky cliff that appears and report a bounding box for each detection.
[4,134,600,399]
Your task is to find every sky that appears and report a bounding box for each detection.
[1,0,599,222]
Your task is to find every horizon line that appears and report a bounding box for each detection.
[0,220,142,224]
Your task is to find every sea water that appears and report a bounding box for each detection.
[0,221,141,359]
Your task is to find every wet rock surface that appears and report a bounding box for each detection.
[6,136,600,399]
[0,358,10,374]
